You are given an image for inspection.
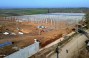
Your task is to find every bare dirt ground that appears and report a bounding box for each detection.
[0,18,74,56]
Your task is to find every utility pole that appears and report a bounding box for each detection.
[56,46,59,58]
[56,43,61,58]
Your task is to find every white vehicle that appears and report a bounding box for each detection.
[11,32,16,35]
[3,32,9,35]
[18,32,24,35]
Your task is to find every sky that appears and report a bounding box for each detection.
[0,0,89,8]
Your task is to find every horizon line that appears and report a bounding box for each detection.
[0,7,89,9]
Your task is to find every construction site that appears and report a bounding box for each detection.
[0,13,87,58]
[0,0,89,57]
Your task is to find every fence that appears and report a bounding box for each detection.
[4,42,39,58]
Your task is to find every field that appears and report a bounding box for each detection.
[0,8,89,17]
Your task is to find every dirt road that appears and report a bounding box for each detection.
[50,33,88,58]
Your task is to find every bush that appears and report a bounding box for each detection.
[85,13,89,28]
